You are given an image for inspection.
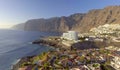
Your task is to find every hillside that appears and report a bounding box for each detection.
[13,6,120,32]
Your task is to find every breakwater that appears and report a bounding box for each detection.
[32,39,70,49]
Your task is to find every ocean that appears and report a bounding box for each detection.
[0,29,61,70]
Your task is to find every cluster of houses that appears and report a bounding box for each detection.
[39,49,102,70]
[17,46,119,70]
[90,24,120,36]
[61,31,107,42]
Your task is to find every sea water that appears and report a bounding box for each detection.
[0,29,60,70]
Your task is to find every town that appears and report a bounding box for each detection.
[12,24,120,70]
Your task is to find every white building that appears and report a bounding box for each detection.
[62,31,78,41]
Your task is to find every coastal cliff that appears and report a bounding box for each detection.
[13,6,120,32]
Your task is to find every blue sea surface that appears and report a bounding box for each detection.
[0,29,61,70]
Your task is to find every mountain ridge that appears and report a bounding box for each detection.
[13,6,120,32]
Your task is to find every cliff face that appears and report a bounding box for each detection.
[24,17,70,32]
[12,23,25,30]
[73,6,120,32]
[18,13,85,32]
[13,6,120,32]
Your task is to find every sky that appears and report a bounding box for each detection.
[0,0,120,28]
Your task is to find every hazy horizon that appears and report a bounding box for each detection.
[0,0,120,29]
